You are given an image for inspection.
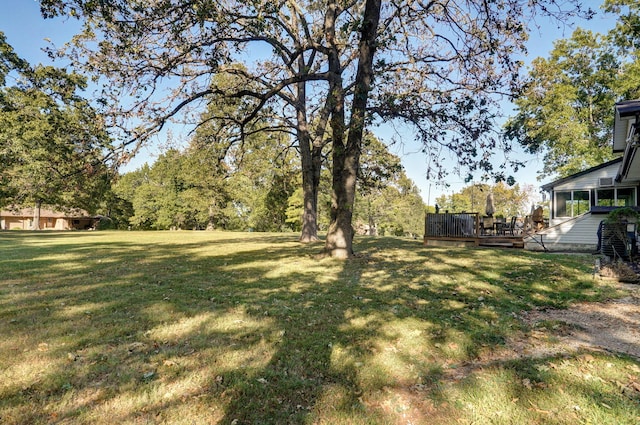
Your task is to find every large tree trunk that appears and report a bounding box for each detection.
[323,0,350,258]
[299,133,319,242]
[297,73,320,242]
[32,199,42,230]
[368,199,376,236]
[325,138,357,258]
[324,0,382,258]
[207,204,215,230]
[295,40,328,243]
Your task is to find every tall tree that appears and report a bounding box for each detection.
[504,29,620,179]
[224,133,300,232]
[43,1,333,243]
[604,1,640,100]
[187,81,302,231]
[285,133,428,236]
[355,173,426,237]
[114,148,232,230]
[0,32,112,225]
[353,133,402,234]
[506,2,640,180]
[40,0,591,257]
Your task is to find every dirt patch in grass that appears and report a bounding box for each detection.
[519,282,640,359]
[443,282,640,384]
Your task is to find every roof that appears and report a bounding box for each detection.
[616,99,640,117]
[0,207,91,218]
[540,157,623,192]
[613,100,640,152]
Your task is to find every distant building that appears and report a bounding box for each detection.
[1,207,97,230]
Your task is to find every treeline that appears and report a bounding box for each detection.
[435,182,538,218]
[0,29,425,237]
[105,133,426,237]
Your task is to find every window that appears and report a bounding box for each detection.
[596,189,615,207]
[596,187,636,207]
[555,190,590,218]
[616,187,635,206]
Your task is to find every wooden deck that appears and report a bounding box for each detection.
[424,212,525,249]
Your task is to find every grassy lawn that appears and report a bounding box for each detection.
[0,231,638,424]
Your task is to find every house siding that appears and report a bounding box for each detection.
[530,99,640,252]
[1,216,80,230]
[544,163,616,247]
[533,158,640,252]
[552,162,621,192]
[525,213,601,251]
[1,207,94,230]
[2,217,28,230]
[41,217,70,230]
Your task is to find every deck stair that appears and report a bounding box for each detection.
[478,237,524,249]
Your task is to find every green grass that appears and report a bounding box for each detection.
[0,231,638,424]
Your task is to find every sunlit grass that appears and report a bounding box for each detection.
[444,354,640,424]
[0,230,638,424]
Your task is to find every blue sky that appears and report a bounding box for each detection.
[0,0,619,209]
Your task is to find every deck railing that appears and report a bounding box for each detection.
[425,212,480,238]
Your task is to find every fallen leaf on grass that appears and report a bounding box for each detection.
[627,364,640,374]
[622,380,640,396]
[579,354,595,363]
[128,342,147,354]
[527,400,551,414]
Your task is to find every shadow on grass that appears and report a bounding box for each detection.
[0,232,637,424]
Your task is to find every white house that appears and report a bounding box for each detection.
[524,100,640,252]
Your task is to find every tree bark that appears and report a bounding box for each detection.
[32,199,42,230]
[294,25,328,243]
[368,199,376,236]
[323,0,349,258]
[325,0,382,258]
[325,131,353,258]
[299,129,320,242]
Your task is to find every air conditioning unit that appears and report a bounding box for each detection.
[598,177,614,187]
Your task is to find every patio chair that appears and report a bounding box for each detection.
[532,206,545,230]
[493,217,506,235]
[504,216,517,236]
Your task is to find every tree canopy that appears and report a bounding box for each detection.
[40,0,592,256]
[436,182,536,218]
[116,130,425,235]
[505,1,640,180]
[0,31,112,220]
[113,121,300,231]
